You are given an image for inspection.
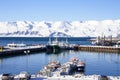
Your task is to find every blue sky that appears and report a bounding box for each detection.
[0,0,120,21]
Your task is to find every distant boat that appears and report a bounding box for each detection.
[4,42,26,49]
[91,36,116,46]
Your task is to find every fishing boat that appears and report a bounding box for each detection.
[38,58,85,77]
[39,61,61,77]
[18,71,31,80]
[77,61,85,72]
[60,58,85,75]
[46,37,69,53]
[4,42,26,49]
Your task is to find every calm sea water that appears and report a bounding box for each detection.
[0,37,120,76]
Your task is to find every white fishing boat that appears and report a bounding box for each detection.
[39,58,85,77]
[4,42,26,49]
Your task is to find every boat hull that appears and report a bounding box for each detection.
[46,45,61,53]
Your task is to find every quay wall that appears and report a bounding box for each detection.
[1,45,120,58]
[0,46,46,57]
[76,45,120,53]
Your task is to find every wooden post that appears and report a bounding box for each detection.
[0,47,2,52]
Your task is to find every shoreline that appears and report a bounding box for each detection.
[12,74,120,80]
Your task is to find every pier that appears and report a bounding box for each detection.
[0,45,46,57]
[0,44,76,57]
[0,44,120,57]
[76,45,120,53]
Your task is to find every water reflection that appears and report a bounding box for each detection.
[0,51,120,76]
[0,59,3,69]
[0,59,2,64]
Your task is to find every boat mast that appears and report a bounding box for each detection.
[55,36,58,44]
[49,37,51,44]
[66,36,68,43]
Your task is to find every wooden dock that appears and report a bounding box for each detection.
[76,45,120,53]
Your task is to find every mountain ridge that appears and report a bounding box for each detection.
[0,20,120,37]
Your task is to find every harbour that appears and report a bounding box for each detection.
[0,37,120,80]
[1,0,120,79]
[1,31,120,56]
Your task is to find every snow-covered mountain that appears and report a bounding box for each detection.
[0,20,120,37]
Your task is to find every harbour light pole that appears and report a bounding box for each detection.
[24,50,30,72]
